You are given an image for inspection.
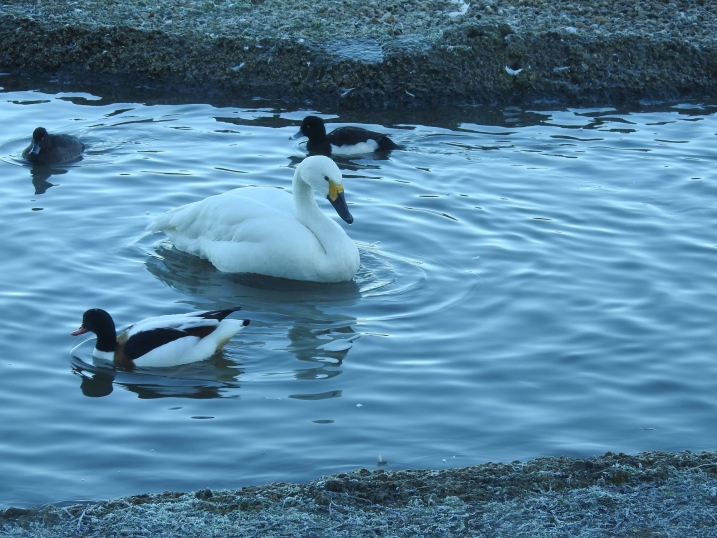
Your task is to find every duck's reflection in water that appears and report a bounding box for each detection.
[71,353,244,399]
[29,165,67,194]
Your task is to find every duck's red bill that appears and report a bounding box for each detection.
[71,326,89,336]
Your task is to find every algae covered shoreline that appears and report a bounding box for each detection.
[1,0,716,108]
[3,450,717,536]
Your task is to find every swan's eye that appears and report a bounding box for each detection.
[324,175,330,182]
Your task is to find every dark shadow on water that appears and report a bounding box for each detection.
[289,389,343,401]
[4,72,716,135]
[214,115,297,129]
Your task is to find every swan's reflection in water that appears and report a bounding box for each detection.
[70,244,360,400]
[146,243,362,308]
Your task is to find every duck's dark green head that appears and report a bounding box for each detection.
[33,127,48,142]
[71,308,115,337]
[300,115,327,138]
[29,127,49,154]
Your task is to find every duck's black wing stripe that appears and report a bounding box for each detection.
[198,307,242,321]
[124,328,188,360]
[328,127,399,150]
[329,127,377,145]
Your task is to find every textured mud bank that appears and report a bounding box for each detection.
[3,450,717,537]
[1,0,716,108]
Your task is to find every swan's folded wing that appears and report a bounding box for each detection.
[147,190,292,243]
[147,190,318,260]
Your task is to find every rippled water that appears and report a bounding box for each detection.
[1,75,716,508]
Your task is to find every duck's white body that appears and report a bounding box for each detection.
[72,308,250,368]
[147,156,360,283]
[121,312,248,368]
[330,140,380,156]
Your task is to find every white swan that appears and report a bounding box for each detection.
[147,155,360,283]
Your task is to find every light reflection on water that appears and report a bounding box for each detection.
[1,75,716,507]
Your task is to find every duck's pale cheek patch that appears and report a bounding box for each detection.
[328,182,344,202]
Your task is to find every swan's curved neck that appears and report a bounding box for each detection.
[292,171,341,255]
[282,164,358,281]
[292,170,324,226]
[289,166,358,282]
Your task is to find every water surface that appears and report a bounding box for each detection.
[1,75,716,508]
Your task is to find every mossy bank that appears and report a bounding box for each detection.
[1,0,716,108]
[3,450,717,536]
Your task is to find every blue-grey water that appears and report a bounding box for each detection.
[1,75,716,508]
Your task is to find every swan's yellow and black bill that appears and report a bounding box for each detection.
[327,182,353,224]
